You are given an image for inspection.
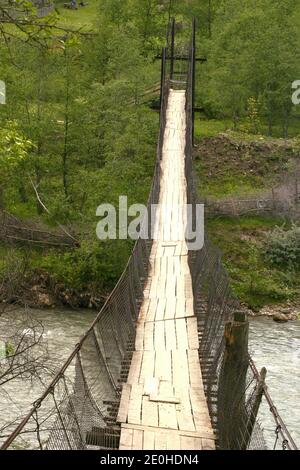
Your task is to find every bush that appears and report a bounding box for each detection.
[39,238,133,290]
[264,224,300,270]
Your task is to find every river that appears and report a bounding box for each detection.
[0,309,299,449]
[0,308,96,447]
[249,317,300,448]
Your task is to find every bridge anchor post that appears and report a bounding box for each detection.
[217,311,249,450]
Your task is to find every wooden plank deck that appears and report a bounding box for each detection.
[118,89,215,450]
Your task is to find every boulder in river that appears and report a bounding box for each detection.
[30,285,56,308]
[273,313,289,323]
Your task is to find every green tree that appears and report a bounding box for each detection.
[0,121,33,208]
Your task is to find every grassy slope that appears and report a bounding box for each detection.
[207,216,299,310]
[195,118,300,310]
[55,0,100,31]
[194,117,298,199]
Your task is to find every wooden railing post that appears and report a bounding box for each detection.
[218,311,249,449]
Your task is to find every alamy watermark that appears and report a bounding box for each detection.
[96,196,204,250]
[292,80,300,105]
[0,80,5,105]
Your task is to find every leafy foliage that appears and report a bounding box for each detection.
[0,121,33,171]
[207,216,300,310]
[1,1,300,300]
[265,224,300,270]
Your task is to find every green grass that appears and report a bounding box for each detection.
[55,0,100,31]
[194,116,300,310]
[207,216,299,310]
[194,125,298,200]
[195,115,300,140]
[194,117,232,139]
[197,172,264,199]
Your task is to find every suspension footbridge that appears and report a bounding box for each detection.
[0,19,297,452]
[118,89,215,450]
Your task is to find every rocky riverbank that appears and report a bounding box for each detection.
[247,301,300,322]
[2,267,299,321]
[1,269,105,310]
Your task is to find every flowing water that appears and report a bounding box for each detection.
[249,317,300,448]
[0,308,96,447]
[0,309,299,449]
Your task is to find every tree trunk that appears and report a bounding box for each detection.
[282,109,290,138]
[18,181,28,203]
[35,159,43,215]
[168,0,172,24]
[62,48,71,199]
[268,116,273,137]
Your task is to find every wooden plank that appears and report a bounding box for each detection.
[127,384,143,425]
[143,377,159,396]
[185,274,194,299]
[147,298,158,322]
[202,438,216,450]
[172,349,189,389]
[141,396,159,427]
[135,322,145,350]
[154,430,168,450]
[139,299,150,322]
[176,274,186,300]
[187,349,203,388]
[185,298,194,317]
[176,405,195,433]
[155,297,166,322]
[175,295,185,319]
[117,384,131,423]
[165,320,177,350]
[159,380,175,397]
[144,322,154,351]
[132,429,144,450]
[143,430,155,450]
[150,395,180,404]
[186,317,199,349]
[189,388,213,432]
[121,423,215,440]
[155,257,167,301]
[158,403,178,429]
[127,351,143,384]
[119,428,133,450]
[176,318,189,350]
[165,259,176,298]
[149,272,159,299]
[164,295,176,320]
[167,431,181,450]
[175,384,195,433]
[154,350,172,382]
[180,435,197,450]
[154,320,165,351]
[139,350,155,382]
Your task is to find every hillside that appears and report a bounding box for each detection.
[1,0,300,316]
